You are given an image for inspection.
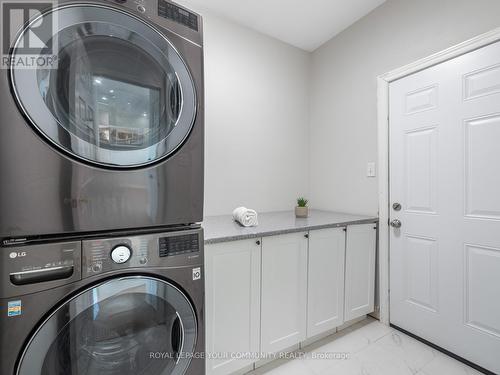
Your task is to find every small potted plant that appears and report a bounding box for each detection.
[295,197,309,218]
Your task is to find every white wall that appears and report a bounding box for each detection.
[309,0,500,216]
[180,0,500,217]
[180,7,310,216]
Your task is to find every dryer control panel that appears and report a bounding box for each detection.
[157,0,199,31]
[98,0,203,47]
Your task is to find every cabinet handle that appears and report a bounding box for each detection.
[256,240,261,246]
[304,233,309,239]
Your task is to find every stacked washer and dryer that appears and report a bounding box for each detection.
[0,0,205,374]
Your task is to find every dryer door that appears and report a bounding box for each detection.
[16,276,197,375]
[9,4,197,168]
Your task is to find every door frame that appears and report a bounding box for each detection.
[376,27,500,325]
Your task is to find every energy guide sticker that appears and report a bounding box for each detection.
[7,300,22,317]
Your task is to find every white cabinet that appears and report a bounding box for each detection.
[205,222,377,374]
[344,223,377,321]
[307,227,346,338]
[261,232,308,354]
[205,239,261,375]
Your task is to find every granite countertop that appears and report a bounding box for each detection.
[203,209,378,244]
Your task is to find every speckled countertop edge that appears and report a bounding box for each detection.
[203,210,378,245]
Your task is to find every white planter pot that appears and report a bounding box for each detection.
[295,206,309,218]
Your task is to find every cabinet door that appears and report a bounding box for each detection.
[307,228,346,338]
[261,232,308,353]
[205,239,261,375]
[344,224,377,321]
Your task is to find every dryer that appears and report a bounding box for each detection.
[0,227,205,375]
[0,0,204,241]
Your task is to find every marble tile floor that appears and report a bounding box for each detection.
[248,317,484,375]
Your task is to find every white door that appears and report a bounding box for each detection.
[307,228,346,338]
[261,232,308,353]
[205,239,261,375]
[390,41,500,373]
[344,224,377,321]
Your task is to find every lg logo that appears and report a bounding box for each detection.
[9,251,26,259]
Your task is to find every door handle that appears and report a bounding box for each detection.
[171,313,184,364]
[390,219,402,228]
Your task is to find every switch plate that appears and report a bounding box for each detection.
[367,162,376,177]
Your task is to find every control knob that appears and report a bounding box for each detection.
[111,245,132,264]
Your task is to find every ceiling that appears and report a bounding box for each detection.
[176,0,386,51]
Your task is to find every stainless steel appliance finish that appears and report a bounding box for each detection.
[0,0,204,240]
[0,227,205,375]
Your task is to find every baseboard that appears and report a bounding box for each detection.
[230,364,254,375]
[301,327,338,347]
[253,343,300,369]
[337,315,367,331]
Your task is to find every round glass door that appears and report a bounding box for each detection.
[17,276,197,375]
[9,4,197,168]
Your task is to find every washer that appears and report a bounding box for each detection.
[0,0,204,240]
[0,227,205,375]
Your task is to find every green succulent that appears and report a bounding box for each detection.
[297,197,308,207]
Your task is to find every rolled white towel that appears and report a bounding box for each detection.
[233,207,258,227]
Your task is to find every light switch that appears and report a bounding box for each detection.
[367,162,376,177]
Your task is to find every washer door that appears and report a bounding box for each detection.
[9,4,197,168]
[17,276,197,375]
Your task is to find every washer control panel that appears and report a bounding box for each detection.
[159,233,199,257]
[0,228,202,298]
[82,228,203,278]
[111,245,132,264]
